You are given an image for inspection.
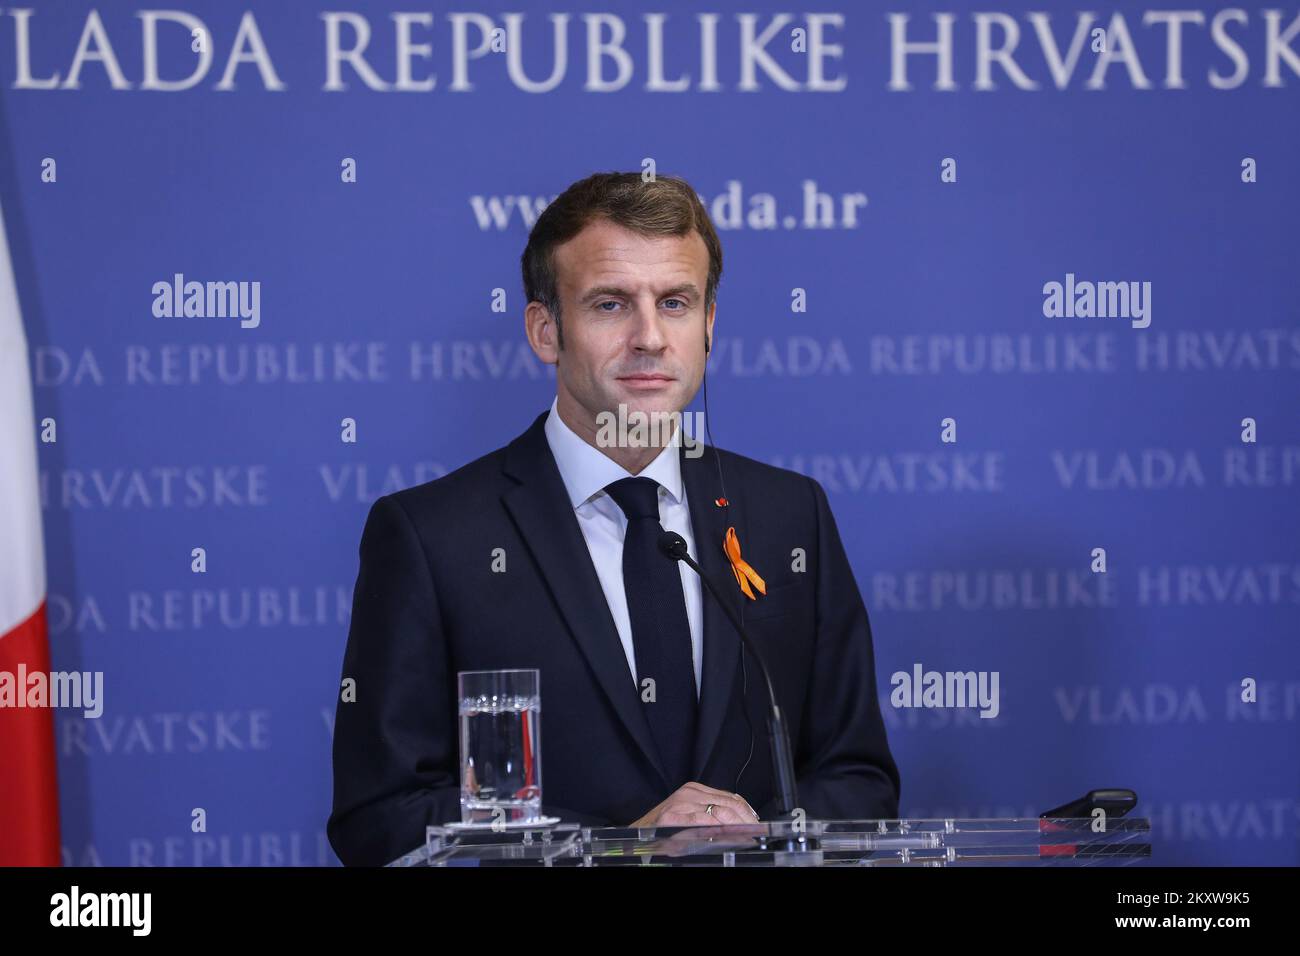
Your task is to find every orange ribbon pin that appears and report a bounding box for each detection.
[723,526,766,600]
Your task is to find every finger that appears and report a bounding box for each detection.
[712,790,758,821]
[660,809,720,827]
[705,802,753,825]
[680,797,749,826]
[680,810,724,826]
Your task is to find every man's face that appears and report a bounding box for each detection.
[527,218,715,444]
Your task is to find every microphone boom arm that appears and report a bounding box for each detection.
[658,531,801,817]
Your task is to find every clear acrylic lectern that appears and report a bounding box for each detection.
[386,816,1152,867]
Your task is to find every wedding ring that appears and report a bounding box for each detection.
[705,803,716,816]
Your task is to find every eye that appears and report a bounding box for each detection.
[662,298,687,311]
[595,301,620,312]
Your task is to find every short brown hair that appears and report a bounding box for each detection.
[521,171,723,349]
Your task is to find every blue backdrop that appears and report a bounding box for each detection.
[2,0,1297,866]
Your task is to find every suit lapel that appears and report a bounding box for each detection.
[682,440,745,781]
[500,411,672,791]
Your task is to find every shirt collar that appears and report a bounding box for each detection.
[544,396,684,510]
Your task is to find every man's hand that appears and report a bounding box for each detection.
[628,782,761,827]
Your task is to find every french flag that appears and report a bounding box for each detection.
[0,199,61,866]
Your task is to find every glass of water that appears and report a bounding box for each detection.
[457,669,542,824]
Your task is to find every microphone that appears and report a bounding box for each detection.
[657,530,801,821]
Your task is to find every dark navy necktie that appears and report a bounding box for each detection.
[604,476,697,788]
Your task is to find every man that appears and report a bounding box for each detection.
[328,172,900,866]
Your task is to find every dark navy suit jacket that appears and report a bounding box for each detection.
[328,409,900,865]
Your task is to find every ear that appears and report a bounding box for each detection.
[525,301,559,364]
[704,301,716,355]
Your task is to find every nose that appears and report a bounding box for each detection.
[627,300,668,353]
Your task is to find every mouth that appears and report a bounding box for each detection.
[616,373,675,390]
